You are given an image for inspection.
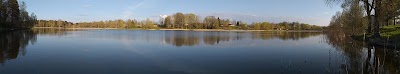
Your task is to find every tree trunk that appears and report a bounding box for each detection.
[365,6,372,34]
[387,19,389,26]
[374,14,381,38]
[373,1,382,38]
[395,17,397,25]
[367,18,372,34]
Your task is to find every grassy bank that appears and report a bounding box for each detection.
[381,25,400,44]
[350,24,400,48]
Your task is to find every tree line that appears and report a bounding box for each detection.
[326,0,400,37]
[0,0,37,29]
[35,12,323,30]
[249,22,323,30]
[36,18,157,29]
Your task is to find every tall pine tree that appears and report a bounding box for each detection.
[8,0,20,28]
[0,0,7,27]
[20,1,29,28]
[1,0,36,29]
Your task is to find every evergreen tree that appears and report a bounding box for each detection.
[8,0,20,27]
[0,0,7,27]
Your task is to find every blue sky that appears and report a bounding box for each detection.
[20,0,341,26]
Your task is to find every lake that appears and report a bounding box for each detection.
[0,28,398,74]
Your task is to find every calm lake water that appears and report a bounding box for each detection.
[0,28,399,74]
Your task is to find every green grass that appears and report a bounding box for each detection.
[381,25,400,36]
[381,24,400,44]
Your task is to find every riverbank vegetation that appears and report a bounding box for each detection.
[0,0,37,29]
[381,25,400,44]
[34,12,324,31]
[325,0,400,47]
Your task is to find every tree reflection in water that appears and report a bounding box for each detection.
[0,29,88,65]
[251,31,321,41]
[4,29,397,74]
[0,30,37,64]
[32,28,80,36]
[164,31,322,46]
[32,29,323,47]
[164,31,200,47]
[325,30,400,74]
[202,32,232,45]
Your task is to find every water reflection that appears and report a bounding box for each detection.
[1,28,398,73]
[251,31,322,41]
[32,28,82,36]
[164,31,200,47]
[31,29,323,47]
[202,32,232,45]
[325,30,400,74]
[0,30,37,64]
[165,31,322,46]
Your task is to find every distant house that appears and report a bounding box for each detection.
[229,24,235,27]
[228,23,235,27]
[148,24,157,27]
[273,27,281,30]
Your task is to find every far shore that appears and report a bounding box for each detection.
[33,27,323,32]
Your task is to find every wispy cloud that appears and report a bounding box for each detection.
[123,1,145,19]
[79,14,88,16]
[323,12,329,15]
[83,5,91,7]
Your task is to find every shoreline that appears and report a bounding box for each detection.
[351,35,399,49]
[0,28,31,31]
[369,38,398,49]
[33,27,119,30]
[33,27,323,32]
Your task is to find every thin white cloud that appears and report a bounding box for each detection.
[160,15,168,19]
[123,1,145,19]
[79,14,88,16]
[323,12,329,15]
[83,5,91,7]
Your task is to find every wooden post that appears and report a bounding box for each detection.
[364,32,366,40]
[394,17,396,25]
